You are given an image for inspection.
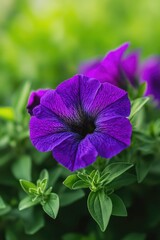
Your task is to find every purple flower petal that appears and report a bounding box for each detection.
[40,89,80,122]
[141,57,160,104]
[88,117,132,159]
[30,117,70,152]
[81,43,129,86]
[96,117,132,146]
[122,51,140,86]
[27,89,49,115]
[52,135,98,171]
[80,43,140,88]
[96,94,131,122]
[88,131,129,159]
[87,81,127,116]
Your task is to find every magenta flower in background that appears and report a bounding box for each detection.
[28,75,132,171]
[141,57,160,105]
[27,89,49,115]
[79,43,139,88]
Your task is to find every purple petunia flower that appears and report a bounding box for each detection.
[28,75,132,171]
[79,43,139,88]
[140,57,160,105]
[27,89,49,115]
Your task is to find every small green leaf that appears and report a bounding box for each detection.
[107,173,136,190]
[19,196,40,211]
[87,190,112,232]
[110,194,127,217]
[89,170,100,183]
[63,174,80,189]
[101,163,133,185]
[12,155,32,180]
[72,180,90,189]
[24,209,45,235]
[20,179,37,195]
[15,81,31,114]
[42,193,59,219]
[39,169,49,181]
[137,82,147,98]
[136,158,153,183]
[0,196,6,209]
[5,228,17,240]
[129,97,149,121]
[77,172,90,182]
[40,178,48,192]
[0,205,11,216]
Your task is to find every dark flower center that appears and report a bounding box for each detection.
[70,117,96,138]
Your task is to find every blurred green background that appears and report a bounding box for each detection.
[1,0,160,105]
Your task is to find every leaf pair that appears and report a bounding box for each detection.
[87,191,127,231]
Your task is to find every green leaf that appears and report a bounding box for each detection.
[107,173,136,190]
[39,178,48,192]
[0,196,6,209]
[20,179,37,195]
[60,190,85,207]
[19,196,40,211]
[0,152,13,167]
[89,170,100,183]
[63,174,80,189]
[42,193,59,219]
[137,82,147,98]
[136,158,153,183]
[39,169,49,181]
[110,194,127,217]
[87,190,112,232]
[0,205,11,216]
[101,163,133,185]
[77,172,90,182]
[15,81,31,114]
[129,97,149,121]
[12,155,32,180]
[24,209,45,235]
[5,228,17,240]
[72,180,90,189]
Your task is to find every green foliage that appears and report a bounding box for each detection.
[100,163,133,185]
[87,190,112,232]
[42,193,59,219]
[64,161,133,231]
[110,194,127,217]
[12,155,32,180]
[129,97,149,121]
[19,169,59,220]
